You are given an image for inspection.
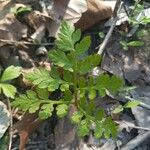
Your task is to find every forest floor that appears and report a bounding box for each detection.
[0,0,150,150]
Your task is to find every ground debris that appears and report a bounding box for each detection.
[0,0,150,150]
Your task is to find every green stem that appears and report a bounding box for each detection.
[130,0,141,17]
[78,105,95,122]
[42,100,68,104]
[73,53,78,107]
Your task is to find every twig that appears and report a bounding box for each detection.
[123,3,129,17]
[115,120,150,131]
[6,98,13,150]
[35,11,53,20]
[97,0,123,55]
[108,91,150,111]
[0,39,54,46]
[121,131,150,150]
[125,96,150,111]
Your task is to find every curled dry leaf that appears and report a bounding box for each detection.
[15,10,49,43]
[48,0,115,37]
[20,10,48,31]
[75,0,115,31]
[0,101,10,139]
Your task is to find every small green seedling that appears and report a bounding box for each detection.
[13,21,124,139]
[0,66,21,98]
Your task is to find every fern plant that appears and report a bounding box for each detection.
[0,66,21,98]
[12,22,123,138]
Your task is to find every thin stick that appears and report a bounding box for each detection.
[97,1,123,55]
[0,39,54,46]
[121,131,150,150]
[116,121,150,131]
[125,96,150,111]
[6,98,13,150]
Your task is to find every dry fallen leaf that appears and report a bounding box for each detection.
[16,10,49,43]
[55,105,77,149]
[13,113,44,150]
[0,1,27,46]
[48,0,87,37]
[75,0,115,31]
[0,101,10,139]
[48,0,115,37]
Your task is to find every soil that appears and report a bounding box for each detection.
[0,0,150,150]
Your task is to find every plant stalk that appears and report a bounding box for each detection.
[73,53,78,107]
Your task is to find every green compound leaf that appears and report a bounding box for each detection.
[25,68,63,92]
[78,77,86,98]
[55,21,75,51]
[140,17,150,25]
[60,83,69,92]
[56,104,68,118]
[25,68,51,85]
[95,108,105,121]
[25,91,41,113]
[124,100,140,108]
[77,119,90,137]
[72,29,81,44]
[96,74,123,96]
[78,54,101,75]
[112,105,124,114]
[94,122,103,138]
[78,77,86,88]
[63,70,73,83]
[10,21,123,140]
[0,66,22,82]
[63,90,73,102]
[88,89,96,100]
[28,102,41,113]
[75,36,91,56]
[88,76,96,100]
[127,41,144,47]
[36,87,49,100]
[71,111,83,124]
[12,90,59,119]
[47,80,60,92]
[103,117,118,139]
[12,90,41,112]
[26,90,37,98]
[49,50,73,71]
[0,83,16,98]
[39,103,54,119]
[78,97,86,110]
[86,101,96,115]
[96,74,109,97]
[50,66,61,80]
[108,75,123,94]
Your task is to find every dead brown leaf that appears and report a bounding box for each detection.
[0,1,27,46]
[55,105,77,149]
[13,113,44,150]
[48,0,115,36]
[75,0,114,31]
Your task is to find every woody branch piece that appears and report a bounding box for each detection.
[97,0,123,55]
